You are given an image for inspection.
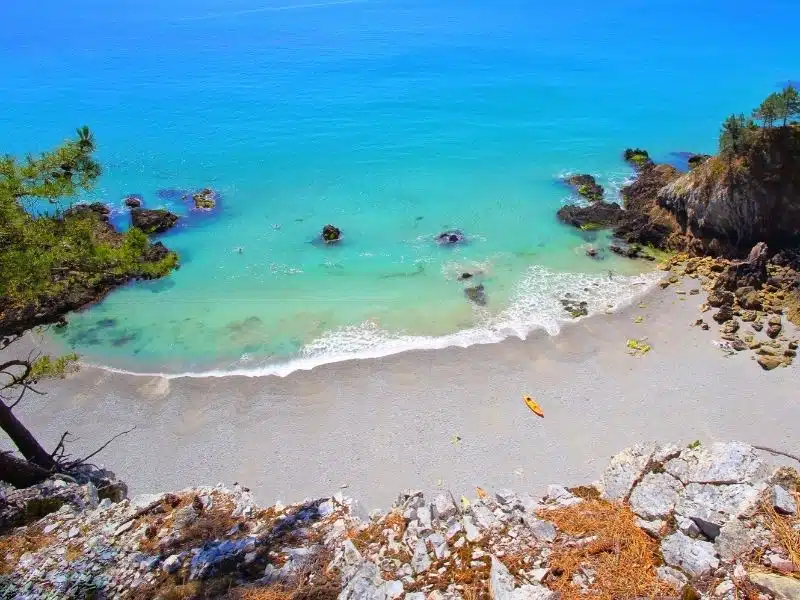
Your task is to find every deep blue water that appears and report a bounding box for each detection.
[2,0,798,374]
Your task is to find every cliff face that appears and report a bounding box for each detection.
[658,127,800,253]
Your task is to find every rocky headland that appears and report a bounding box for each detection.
[3,442,800,600]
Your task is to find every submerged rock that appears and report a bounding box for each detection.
[131,208,179,234]
[436,229,465,245]
[556,201,623,231]
[64,202,111,222]
[465,284,487,306]
[321,224,342,243]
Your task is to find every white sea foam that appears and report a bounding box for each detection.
[88,265,663,380]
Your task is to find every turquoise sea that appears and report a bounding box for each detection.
[2,0,799,375]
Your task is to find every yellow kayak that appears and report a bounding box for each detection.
[524,396,544,418]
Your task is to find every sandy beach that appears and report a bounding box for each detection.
[4,281,799,510]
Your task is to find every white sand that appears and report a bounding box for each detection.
[4,283,799,509]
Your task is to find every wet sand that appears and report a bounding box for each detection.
[4,283,799,510]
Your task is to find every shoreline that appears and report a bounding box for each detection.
[4,278,798,511]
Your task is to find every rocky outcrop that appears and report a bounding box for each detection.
[64,202,111,222]
[623,148,654,170]
[191,188,217,210]
[564,174,604,202]
[658,127,800,252]
[556,200,623,230]
[3,442,797,599]
[131,208,179,234]
[123,195,142,208]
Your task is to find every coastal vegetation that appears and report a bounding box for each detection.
[1,128,179,486]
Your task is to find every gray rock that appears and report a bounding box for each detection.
[767,554,796,572]
[415,505,432,531]
[68,526,80,538]
[463,516,482,542]
[715,520,755,562]
[130,493,163,510]
[432,494,457,521]
[339,561,390,600]
[664,442,770,485]
[495,489,520,507]
[411,540,431,574]
[489,556,557,600]
[656,566,688,591]
[472,503,499,530]
[661,532,719,578]
[676,515,700,537]
[773,485,797,515]
[675,482,763,539]
[427,533,448,559]
[520,515,557,542]
[173,505,199,530]
[600,444,657,500]
[634,517,664,537]
[629,472,683,519]
[162,554,182,574]
[404,594,426,600]
[749,572,800,600]
[715,579,735,600]
[544,485,581,507]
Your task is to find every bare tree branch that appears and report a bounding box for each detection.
[62,427,136,469]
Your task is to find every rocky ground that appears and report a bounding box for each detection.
[3,442,800,600]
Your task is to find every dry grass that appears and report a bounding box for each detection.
[65,542,83,562]
[759,493,800,571]
[0,529,54,574]
[539,499,672,600]
[347,511,408,560]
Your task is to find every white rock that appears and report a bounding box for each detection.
[415,505,432,531]
[383,580,404,599]
[656,566,688,591]
[629,472,683,519]
[664,442,770,485]
[67,526,80,538]
[411,540,431,574]
[715,579,735,599]
[634,517,664,537]
[520,515,556,542]
[404,594,425,600]
[114,520,134,536]
[130,493,163,510]
[339,561,389,600]
[472,504,499,530]
[600,444,657,500]
[675,482,763,539]
[318,500,335,517]
[427,533,448,559]
[432,494,457,521]
[773,485,797,515]
[544,485,581,507]
[495,489,520,506]
[462,516,482,542]
[661,532,720,578]
[489,556,557,600]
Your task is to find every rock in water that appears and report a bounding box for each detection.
[623,148,654,170]
[436,229,465,245]
[191,188,217,210]
[64,202,111,222]
[565,174,604,202]
[123,195,142,208]
[321,224,342,243]
[131,208,179,234]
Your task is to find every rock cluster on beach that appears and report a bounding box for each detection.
[659,244,800,369]
[4,442,800,599]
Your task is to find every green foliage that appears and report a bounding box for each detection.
[688,440,702,449]
[0,129,178,319]
[623,148,651,168]
[29,353,79,382]
[719,113,757,156]
[626,338,652,356]
[579,222,604,231]
[753,93,781,128]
